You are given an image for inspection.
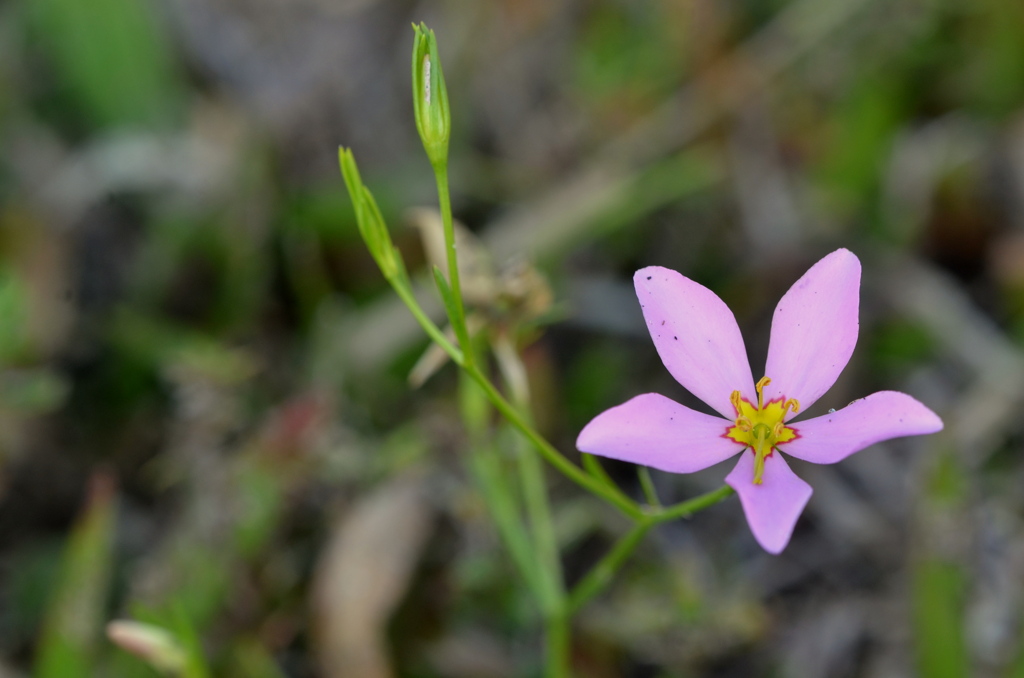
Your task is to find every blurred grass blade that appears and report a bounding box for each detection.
[431,264,460,329]
[912,454,969,678]
[1011,629,1024,678]
[35,474,117,678]
[29,0,183,128]
[0,368,69,413]
[169,605,212,678]
[468,443,545,603]
[912,558,968,678]
[230,639,288,678]
[0,268,31,363]
[458,371,544,600]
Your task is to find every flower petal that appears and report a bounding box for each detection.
[725,452,812,554]
[763,249,861,412]
[781,391,943,465]
[635,267,755,418]
[576,393,744,473]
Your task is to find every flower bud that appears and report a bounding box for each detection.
[411,23,450,169]
[338,147,401,280]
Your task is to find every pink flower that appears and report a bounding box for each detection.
[576,249,943,554]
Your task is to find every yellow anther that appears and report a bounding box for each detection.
[736,416,752,432]
[782,398,800,416]
[754,376,772,409]
[730,390,742,413]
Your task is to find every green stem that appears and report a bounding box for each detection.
[433,167,473,367]
[544,606,571,678]
[391,277,463,363]
[637,466,661,508]
[568,520,653,614]
[566,485,734,614]
[463,363,644,520]
[649,485,735,524]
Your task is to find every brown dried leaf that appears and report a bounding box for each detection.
[312,472,435,678]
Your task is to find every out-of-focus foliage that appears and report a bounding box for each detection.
[0,0,1023,675]
[34,476,115,678]
[27,0,184,129]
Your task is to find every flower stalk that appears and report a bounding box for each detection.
[410,24,471,365]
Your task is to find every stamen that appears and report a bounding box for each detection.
[782,398,800,416]
[736,416,752,432]
[755,376,771,410]
[729,390,742,414]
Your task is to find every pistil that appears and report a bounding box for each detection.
[751,423,771,484]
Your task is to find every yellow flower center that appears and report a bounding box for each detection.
[726,376,800,485]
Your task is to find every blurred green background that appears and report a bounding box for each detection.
[0,0,1023,675]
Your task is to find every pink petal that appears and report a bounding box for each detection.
[780,391,943,465]
[762,249,861,412]
[635,267,755,418]
[576,393,744,473]
[725,452,812,554]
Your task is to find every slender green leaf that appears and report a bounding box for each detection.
[469,444,545,603]
[35,475,117,678]
[431,265,460,328]
[912,558,968,678]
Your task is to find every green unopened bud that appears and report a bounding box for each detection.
[411,23,450,169]
[107,620,188,674]
[338,147,402,280]
[360,186,400,280]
